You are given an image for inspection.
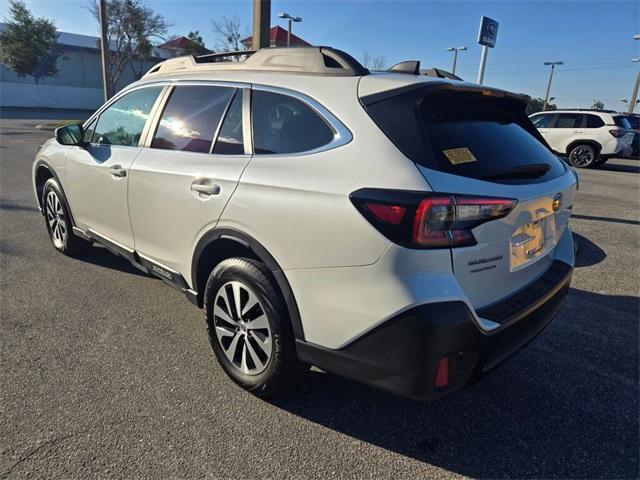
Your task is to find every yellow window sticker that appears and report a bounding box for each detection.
[443,147,478,165]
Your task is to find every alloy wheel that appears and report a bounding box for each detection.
[213,281,273,375]
[569,146,595,167]
[46,190,66,249]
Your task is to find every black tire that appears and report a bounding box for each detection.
[204,257,307,397]
[42,178,90,256]
[567,144,599,168]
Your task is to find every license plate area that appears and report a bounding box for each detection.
[510,213,555,271]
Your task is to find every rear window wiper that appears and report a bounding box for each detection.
[483,163,551,180]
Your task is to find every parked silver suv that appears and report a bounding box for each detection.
[33,47,576,400]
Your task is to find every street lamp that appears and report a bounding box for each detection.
[446,46,467,75]
[543,61,563,111]
[278,12,302,47]
[626,39,640,113]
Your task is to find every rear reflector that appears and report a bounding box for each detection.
[435,356,450,388]
[364,203,406,225]
[351,189,517,249]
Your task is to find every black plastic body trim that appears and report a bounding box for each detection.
[34,160,77,225]
[477,260,572,328]
[191,227,305,340]
[297,260,572,401]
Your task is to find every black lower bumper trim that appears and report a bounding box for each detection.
[296,261,573,401]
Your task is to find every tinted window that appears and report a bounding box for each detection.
[555,114,583,128]
[213,90,244,154]
[252,90,334,154]
[584,114,604,128]
[152,86,234,153]
[613,116,632,129]
[531,114,554,128]
[364,89,565,184]
[94,87,162,146]
[625,116,639,129]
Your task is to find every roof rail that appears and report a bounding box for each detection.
[143,46,370,78]
[194,50,256,63]
[557,108,618,113]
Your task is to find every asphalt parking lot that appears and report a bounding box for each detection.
[1,117,638,479]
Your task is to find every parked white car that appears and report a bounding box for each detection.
[33,47,576,401]
[529,109,633,168]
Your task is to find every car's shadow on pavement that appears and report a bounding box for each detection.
[75,245,148,277]
[270,287,639,479]
[572,231,607,267]
[598,162,640,174]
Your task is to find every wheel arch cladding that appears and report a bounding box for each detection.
[192,228,305,341]
[566,140,601,156]
[34,161,77,226]
[35,163,55,211]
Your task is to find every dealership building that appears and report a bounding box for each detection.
[0,25,173,110]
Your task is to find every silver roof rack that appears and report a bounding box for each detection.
[143,46,370,78]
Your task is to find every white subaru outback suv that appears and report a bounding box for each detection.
[529,109,633,168]
[33,47,576,401]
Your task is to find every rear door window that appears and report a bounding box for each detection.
[151,85,234,153]
[555,114,583,128]
[213,90,244,155]
[363,88,565,184]
[251,90,334,154]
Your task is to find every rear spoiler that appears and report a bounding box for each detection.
[360,81,530,107]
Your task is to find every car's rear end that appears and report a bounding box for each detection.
[604,114,634,158]
[622,114,639,157]
[298,76,576,401]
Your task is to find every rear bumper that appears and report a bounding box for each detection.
[296,260,572,401]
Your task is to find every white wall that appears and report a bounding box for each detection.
[0,82,104,110]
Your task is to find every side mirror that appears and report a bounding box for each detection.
[55,124,84,146]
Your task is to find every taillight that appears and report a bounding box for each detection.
[609,129,628,138]
[350,188,517,249]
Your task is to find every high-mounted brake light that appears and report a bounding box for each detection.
[351,189,517,249]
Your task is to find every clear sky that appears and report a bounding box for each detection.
[2,0,638,110]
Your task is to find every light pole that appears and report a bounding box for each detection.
[98,0,111,101]
[252,0,271,50]
[278,12,302,47]
[446,46,467,75]
[543,61,563,111]
[626,35,640,113]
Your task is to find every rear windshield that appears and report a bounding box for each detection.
[363,88,566,184]
[626,116,639,129]
[613,116,632,129]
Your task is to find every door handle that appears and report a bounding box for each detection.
[191,181,221,196]
[109,165,127,178]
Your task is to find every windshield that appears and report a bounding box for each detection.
[363,88,565,184]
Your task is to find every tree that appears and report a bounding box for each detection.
[212,16,248,52]
[184,30,208,56]
[89,0,170,92]
[362,52,387,71]
[0,0,60,83]
[527,97,557,115]
[591,100,605,111]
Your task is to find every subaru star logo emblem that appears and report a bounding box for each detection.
[552,193,563,211]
